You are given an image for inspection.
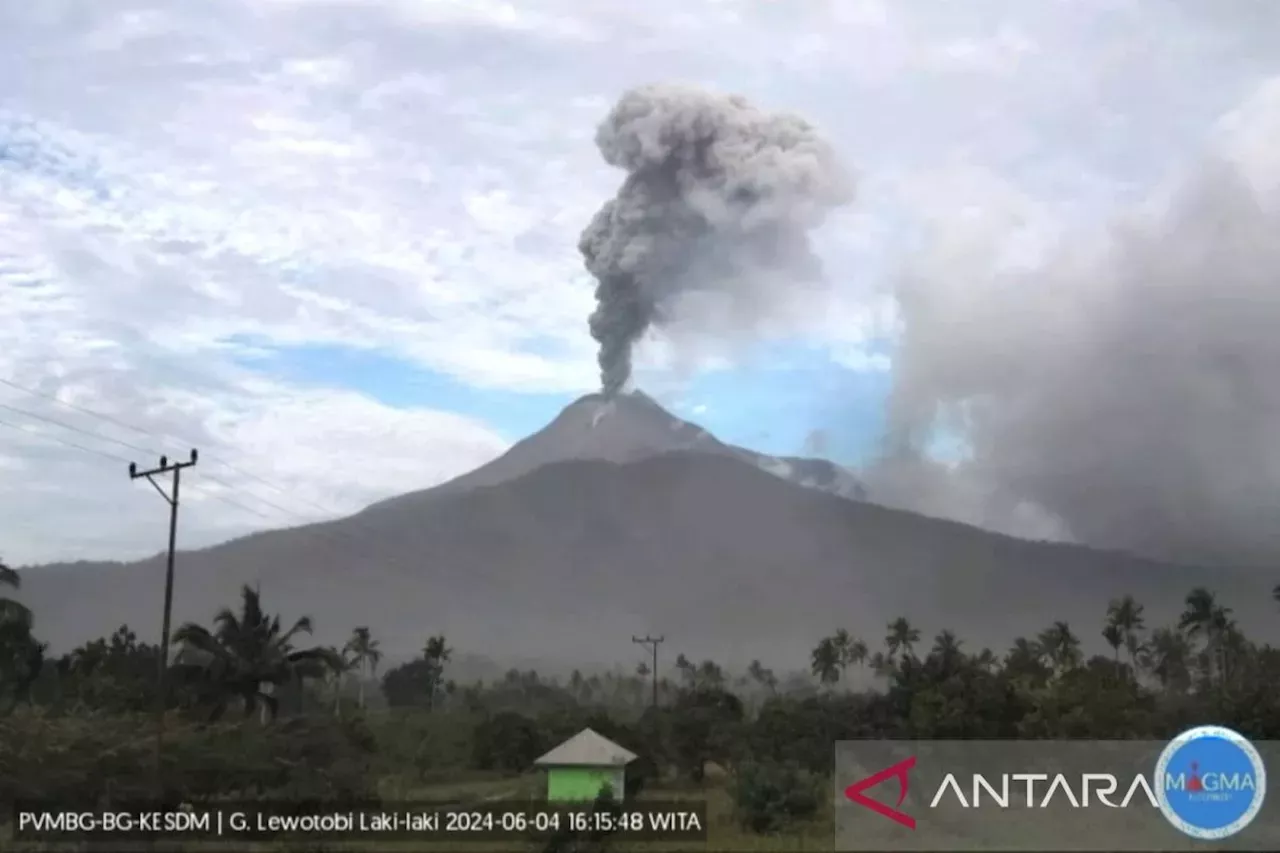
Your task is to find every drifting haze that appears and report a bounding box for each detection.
[866,79,1280,569]
[580,83,853,395]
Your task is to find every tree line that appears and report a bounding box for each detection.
[3,555,1280,839]
[4,556,1280,732]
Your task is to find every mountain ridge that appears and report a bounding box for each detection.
[13,394,1280,667]
[359,390,865,517]
[16,447,1279,667]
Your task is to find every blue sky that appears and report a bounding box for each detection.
[1,0,1278,564]
[230,339,895,464]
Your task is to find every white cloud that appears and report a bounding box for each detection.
[2,0,1278,564]
[0,374,509,565]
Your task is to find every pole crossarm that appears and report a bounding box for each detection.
[632,635,664,709]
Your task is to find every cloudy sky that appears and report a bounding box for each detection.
[2,0,1278,567]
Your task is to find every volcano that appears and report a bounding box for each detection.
[13,393,1279,670]
[363,390,866,513]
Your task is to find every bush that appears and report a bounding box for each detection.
[731,760,821,834]
[366,708,477,780]
[0,709,377,807]
[471,711,544,772]
[624,752,657,799]
[669,688,744,781]
[541,785,623,853]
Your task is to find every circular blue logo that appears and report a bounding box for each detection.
[1155,725,1266,840]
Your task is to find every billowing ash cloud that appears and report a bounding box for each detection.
[579,83,853,396]
[865,79,1280,569]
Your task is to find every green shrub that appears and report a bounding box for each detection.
[0,709,376,806]
[731,760,821,834]
[365,708,477,779]
[471,710,544,772]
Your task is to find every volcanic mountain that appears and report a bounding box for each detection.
[364,391,866,510]
[15,392,1279,669]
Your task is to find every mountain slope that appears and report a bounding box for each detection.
[362,391,864,516]
[17,451,1277,667]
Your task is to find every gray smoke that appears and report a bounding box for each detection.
[865,79,1280,569]
[579,83,853,396]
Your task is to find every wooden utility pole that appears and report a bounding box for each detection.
[129,449,198,795]
[632,635,664,709]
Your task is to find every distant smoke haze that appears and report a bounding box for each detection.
[579,83,854,397]
[803,428,829,456]
[865,79,1280,569]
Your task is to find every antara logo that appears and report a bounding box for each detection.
[844,757,917,828]
[844,758,1166,828]
[928,773,1161,808]
[842,729,1267,843]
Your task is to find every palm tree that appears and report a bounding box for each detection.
[830,630,868,687]
[421,635,452,710]
[326,646,359,716]
[1106,595,1146,666]
[1036,621,1082,674]
[1102,623,1123,662]
[972,648,998,673]
[0,558,31,626]
[0,563,43,710]
[885,617,920,660]
[832,629,852,681]
[868,651,894,680]
[696,659,725,689]
[1179,587,1232,685]
[1142,627,1192,691]
[1004,637,1048,683]
[845,638,869,674]
[423,635,451,666]
[1211,606,1239,686]
[172,585,338,723]
[343,626,382,709]
[810,638,840,687]
[1179,587,1219,643]
[931,630,964,669]
[674,653,696,685]
[747,659,777,694]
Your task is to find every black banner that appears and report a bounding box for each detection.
[10,799,708,844]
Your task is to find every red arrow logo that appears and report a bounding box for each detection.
[844,755,917,829]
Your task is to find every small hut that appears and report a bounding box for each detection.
[534,728,637,802]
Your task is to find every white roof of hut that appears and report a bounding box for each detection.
[534,728,637,767]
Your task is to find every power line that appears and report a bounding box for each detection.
[0,400,163,458]
[0,376,346,520]
[0,406,427,580]
[0,382,450,579]
[0,399,322,522]
[0,414,136,466]
[0,415,268,521]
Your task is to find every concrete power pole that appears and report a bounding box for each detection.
[632,635,664,709]
[129,449,198,794]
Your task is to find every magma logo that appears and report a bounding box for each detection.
[1155,725,1266,840]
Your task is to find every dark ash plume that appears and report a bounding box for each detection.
[579,83,853,396]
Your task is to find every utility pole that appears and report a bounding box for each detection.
[632,635,664,709]
[129,448,198,795]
